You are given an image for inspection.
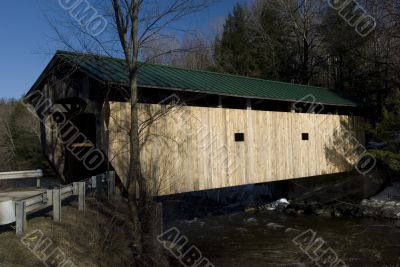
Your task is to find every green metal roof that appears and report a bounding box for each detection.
[31,51,360,107]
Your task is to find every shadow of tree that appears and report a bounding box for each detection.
[324,117,365,172]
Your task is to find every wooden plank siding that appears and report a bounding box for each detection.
[109,102,365,196]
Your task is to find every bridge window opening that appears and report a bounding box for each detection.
[302,133,309,141]
[235,133,245,142]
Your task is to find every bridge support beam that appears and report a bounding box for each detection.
[153,203,164,237]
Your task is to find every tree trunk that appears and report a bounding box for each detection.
[126,2,147,255]
[127,69,144,254]
[302,37,309,85]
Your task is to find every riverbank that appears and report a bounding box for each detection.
[360,182,400,219]
[261,182,400,221]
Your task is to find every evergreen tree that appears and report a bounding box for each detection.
[215,3,256,76]
[249,1,297,82]
[368,89,400,172]
[319,8,370,94]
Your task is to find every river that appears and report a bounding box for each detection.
[166,211,400,267]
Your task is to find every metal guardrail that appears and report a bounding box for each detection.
[0,170,43,180]
[0,170,44,188]
[13,171,116,236]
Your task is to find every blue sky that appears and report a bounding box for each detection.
[0,0,242,99]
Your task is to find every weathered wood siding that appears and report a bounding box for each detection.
[109,102,365,196]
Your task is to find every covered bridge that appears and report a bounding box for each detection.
[25,51,364,196]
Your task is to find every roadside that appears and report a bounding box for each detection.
[0,197,133,267]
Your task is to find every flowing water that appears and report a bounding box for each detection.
[166,211,400,267]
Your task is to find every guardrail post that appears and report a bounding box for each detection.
[107,171,116,197]
[16,201,26,236]
[52,189,61,223]
[46,190,53,206]
[96,174,104,200]
[90,176,97,189]
[78,182,86,211]
[73,182,78,196]
[36,178,41,188]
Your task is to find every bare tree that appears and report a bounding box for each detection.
[0,100,15,171]
[275,0,325,84]
[140,33,214,69]
[0,100,42,173]
[111,1,215,259]
[174,34,214,69]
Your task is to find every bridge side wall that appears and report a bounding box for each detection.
[109,102,365,196]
